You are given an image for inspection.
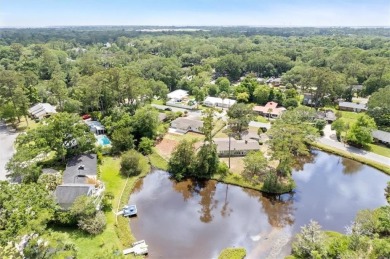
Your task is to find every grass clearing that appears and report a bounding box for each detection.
[339,111,362,125]
[149,150,169,170]
[367,144,390,158]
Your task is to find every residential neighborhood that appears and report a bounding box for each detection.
[0,17,389,259]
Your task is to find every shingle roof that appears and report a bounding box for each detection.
[338,102,367,110]
[63,154,97,184]
[372,130,390,143]
[214,138,260,152]
[170,117,203,130]
[54,184,94,210]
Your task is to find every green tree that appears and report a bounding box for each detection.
[0,182,58,244]
[77,211,106,235]
[253,85,270,105]
[227,103,253,139]
[292,220,327,258]
[331,118,347,140]
[242,151,268,184]
[111,127,135,154]
[196,143,219,179]
[346,115,377,147]
[367,85,390,131]
[216,77,230,93]
[138,137,154,155]
[132,106,159,140]
[120,150,144,177]
[168,139,196,181]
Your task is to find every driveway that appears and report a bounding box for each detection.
[318,125,390,167]
[0,121,18,181]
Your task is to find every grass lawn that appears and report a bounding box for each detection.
[368,144,390,158]
[165,132,205,142]
[51,156,148,258]
[253,115,269,123]
[149,149,169,170]
[16,117,39,131]
[339,111,362,125]
[151,99,164,105]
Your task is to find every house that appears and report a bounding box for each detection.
[253,102,286,118]
[54,184,95,210]
[167,89,189,101]
[248,121,271,131]
[316,110,337,123]
[158,113,167,122]
[62,154,98,184]
[266,77,282,86]
[338,102,367,112]
[203,96,236,108]
[28,103,56,120]
[214,138,261,157]
[170,117,203,134]
[84,120,106,135]
[372,130,390,146]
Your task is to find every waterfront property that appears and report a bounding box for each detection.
[203,96,236,108]
[372,130,390,146]
[338,101,367,112]
[214,138,261,157]
[170,117,204,134]
[28,103,57,120]
[54,153,104,210]
[253,102,286,118]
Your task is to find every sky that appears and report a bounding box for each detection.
[0,0,389,27]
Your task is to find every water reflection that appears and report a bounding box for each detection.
[341,157,363,175]
[129,150,389,259]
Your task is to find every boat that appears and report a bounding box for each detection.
[123,240,148,255]
[123,204,137,217]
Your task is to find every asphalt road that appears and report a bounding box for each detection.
[0,121,18,181]
[319,125,390,167]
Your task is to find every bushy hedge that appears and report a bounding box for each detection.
[218,247,246,259]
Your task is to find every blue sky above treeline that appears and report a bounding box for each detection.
[0,0,389,27]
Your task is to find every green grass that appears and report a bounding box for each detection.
[218,247,246,259]
[151,99,164,105]
[367,144,390,158]
[254,115,269,123]
[312,142,390,175]
[212,172,263,192]
[339,111,362,125]
[51,156,149,258]
[149,150,169,170]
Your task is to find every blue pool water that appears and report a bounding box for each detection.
[97,135,111,146]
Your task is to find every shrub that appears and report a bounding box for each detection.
[78,211,106,235]
[138,137,154,155]
[217,161,229,176]
[120,150,144,177]
[218,247,246,259]
[292,220,327,258]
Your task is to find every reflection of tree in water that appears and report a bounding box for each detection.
[243,188,296,228]
[341,157,362,175]
[293,151,317,171]
[172,178,195,201]
[221,185,233,218]
[132,178,144,194]
[197,181,218,223]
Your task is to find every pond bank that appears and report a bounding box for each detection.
[312,142,390,175]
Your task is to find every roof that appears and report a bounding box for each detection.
[317,110,337,121]
[170,117,203,130]
[372,130,390,143]
[338,102,367,110]
[248,121,271,129]
[63,154,97,184]
[167,89,188,100]
[204,96,236,105]
[214,138,261,152]
[54,184,94,209]
[28,103,56,118]
[351,85,363,91]
[253,102,286,116]
[41,168,59,174]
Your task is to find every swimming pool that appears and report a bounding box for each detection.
[96,135,111,146]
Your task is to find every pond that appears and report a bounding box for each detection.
[128,150,389,258]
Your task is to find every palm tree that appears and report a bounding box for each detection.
[219,91,228,108]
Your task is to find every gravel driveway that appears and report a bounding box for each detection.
[0,121,18,181]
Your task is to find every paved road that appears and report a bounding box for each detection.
[0,121,18,181]
[318,125,390,167]
[151,104,202,117]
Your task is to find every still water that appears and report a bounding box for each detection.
[129,151,389,258]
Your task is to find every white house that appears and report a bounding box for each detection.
[203,96,236,108]
[28,103,57,120]
[167,89,189,101]
[170,117,203,134]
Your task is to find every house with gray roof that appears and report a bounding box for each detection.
[63,154,97,184]
[338,102,367,112]
[214,138,261,157]
[372,130,390,145]
[54,184,95,210]
[28,103,57,120]
[170,117,203,134]
[317,110,336,123]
